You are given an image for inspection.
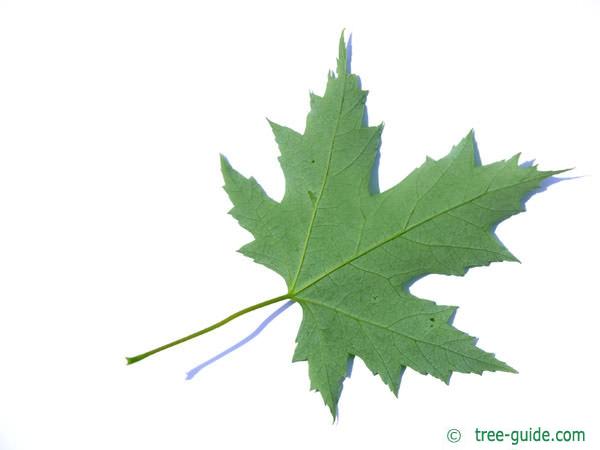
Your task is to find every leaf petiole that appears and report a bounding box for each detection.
[126,293,293,365]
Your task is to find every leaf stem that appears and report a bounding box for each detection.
[126,293,293,365]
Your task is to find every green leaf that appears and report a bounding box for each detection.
[220,32,563,418]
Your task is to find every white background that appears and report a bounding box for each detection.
[1,1,599,449]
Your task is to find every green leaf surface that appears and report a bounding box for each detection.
[221,33,562,418]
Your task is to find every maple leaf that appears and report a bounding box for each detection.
[127,32,564,419]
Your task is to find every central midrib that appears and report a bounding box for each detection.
[289,76,348,291]
[292,175,549,297]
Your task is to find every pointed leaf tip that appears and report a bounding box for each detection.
[219,153,230,170]
[337,30,348,76]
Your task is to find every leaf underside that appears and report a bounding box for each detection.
[221,33,561,418]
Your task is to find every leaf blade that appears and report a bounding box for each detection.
[220,33,562,418]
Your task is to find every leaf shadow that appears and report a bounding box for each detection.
[185,300,295,380]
